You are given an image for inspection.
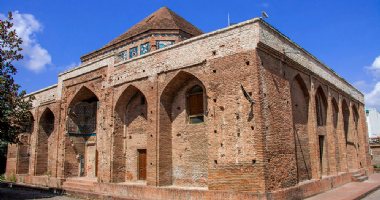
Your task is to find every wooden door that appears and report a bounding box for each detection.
[138,149,147,180]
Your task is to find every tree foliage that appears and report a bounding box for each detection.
[0,12,34,143]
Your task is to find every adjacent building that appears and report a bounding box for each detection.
[366,108,380,138]
[5,7,372,200]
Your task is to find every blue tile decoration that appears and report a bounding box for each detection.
[156,40,174,49]
[140,42,150,55]
[129,46,138,58]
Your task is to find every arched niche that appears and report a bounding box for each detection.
[64,86,99,178]
[331,98,341,172]
[342,100,350,144]
[351,105,360,168]
[342,99,356,170]
[112,85,148,183]
[159,71,208,187]
[290,74,311,182]
[315,86,327,127]
[315,86,328,175]
[17,112,34,174]
[36,108,54,175]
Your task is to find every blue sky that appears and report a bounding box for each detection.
[1,0,380,108]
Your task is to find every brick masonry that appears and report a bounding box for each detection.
[5,8,372,199]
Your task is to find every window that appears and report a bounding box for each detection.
[187,85,204,124]
[117,51,128,61]
[129,46,138,59]
[156,40,174,49]
[140,43,150,55]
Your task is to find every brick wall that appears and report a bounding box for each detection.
[6,17,372,199]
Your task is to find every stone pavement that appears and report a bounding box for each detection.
[306,173,380,200]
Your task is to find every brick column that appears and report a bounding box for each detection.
[337,96,348,172]
[307,78,320,179]
[147,75,158,186]
[356,105,367,170]
[326,88,337,175]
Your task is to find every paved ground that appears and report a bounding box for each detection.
[307,173,380,200]
[362,189,380,200]
[0,187,79,200]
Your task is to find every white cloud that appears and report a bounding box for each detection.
[364,55,380,109]
[367,55,380,78]
[0,11,52,72]
[365,82,380,109]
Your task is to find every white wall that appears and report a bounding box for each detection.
[366,108,380,138]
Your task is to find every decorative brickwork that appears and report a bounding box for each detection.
[5,7,372,200]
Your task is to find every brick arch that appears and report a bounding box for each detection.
[342,99,350,144]
[16,111,35,174]
[352,104,359,130]
[112,84,148,183]
[315,86,329,175]
[290,74,311,182]
[25,111,35,134]
[159,70,208,187]
[331,98,339,128]
[342,99,357,170]
[331,97,341,172]
[35,108,55,176]
[351,104,360,168]
[64,86,99,178]
[68,86,100,108]
[315,86,327,126]
[160,71,207,122]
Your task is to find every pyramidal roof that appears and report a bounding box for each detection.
[105,7,203,47]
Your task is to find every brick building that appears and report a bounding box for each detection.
[5,7,372,199]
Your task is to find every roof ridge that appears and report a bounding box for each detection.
[165,7,203,34]
[165,7,180,29]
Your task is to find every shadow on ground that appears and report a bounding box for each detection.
[0,187,76,200]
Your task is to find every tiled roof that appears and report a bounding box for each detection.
[105,6,203,47]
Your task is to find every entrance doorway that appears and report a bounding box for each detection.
[138,149,147,180]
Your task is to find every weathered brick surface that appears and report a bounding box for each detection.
[5,10,372,199]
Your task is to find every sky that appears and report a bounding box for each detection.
[1,0,380,108]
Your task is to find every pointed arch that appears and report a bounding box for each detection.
[342,99,350,143]
[68,86,99,108]
[16,111,34,174]
[64,86,99,178]
[290,74,311,182]
[331,98,339,129]
[352,104,359,130]
[25,111,35,134]
[112,85,148,183]
[36,108,55,175]
[67,86,99,135]
[161,71,207,122]
[158,71,208,187]
[315,86,327,126]
[314,86,328,175]
[331,97,341,172]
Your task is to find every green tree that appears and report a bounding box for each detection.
[0,12,34,144]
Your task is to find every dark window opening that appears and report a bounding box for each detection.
[141,96,146,105]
